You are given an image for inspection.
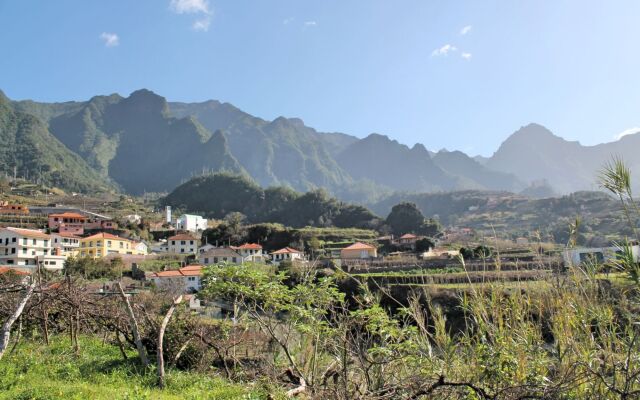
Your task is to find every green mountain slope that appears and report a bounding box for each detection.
[432,150,525,192]
[162,173,381,228]
[336,133,458,192]
[46,89,244,194]
[169,101,355,191]
[0,91,113,193]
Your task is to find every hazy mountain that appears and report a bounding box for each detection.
[0,90,113,193]
[169,101,355,190]
[335,133,458,192]
[47,89,244,194]
[486,123,640,193]
[432,150,525,192]
[7,88,640,199]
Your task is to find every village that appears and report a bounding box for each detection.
[1,197,636,307]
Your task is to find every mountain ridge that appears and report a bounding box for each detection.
[4,88,639,198]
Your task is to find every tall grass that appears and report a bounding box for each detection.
[0,336,273,400]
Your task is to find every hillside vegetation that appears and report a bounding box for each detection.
[0,91,114,193]
[162,173,381,228]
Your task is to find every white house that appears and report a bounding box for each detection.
[150,240,169,254]
[175,214,208,233]
[167,233,199,255]
[199,247,243,265]
[51,232,81,257]
[198,243,217,254]
[563,244,640,267]
[150,264,203,293]
[270,247,304,265]
[0,227,66,270]
[232,243,265,263]
[132,241,149,255]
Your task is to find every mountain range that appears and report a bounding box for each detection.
[2,88,636,200]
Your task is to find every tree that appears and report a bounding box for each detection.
[224,212,247,236]
[0,175,9,194]
[460,247,474,260]
[415,237,435,253]
[418,218,441,237]
[473,245,492,258]
[0,277,35,360]
[386,202,425,235]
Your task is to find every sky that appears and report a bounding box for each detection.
[1,0,640,156]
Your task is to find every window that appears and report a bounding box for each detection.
[32,239,36,245]
[188,277,196,281]
[181,241,186,245]
[44,240,48,247]
[11,237,16,243]
[11,248,15,254]
[22,248,27,255]
[190,240,194,245]
[107,241,112,247]
[171,241,176,245]
[119,242,123,248]
[22,238,27,245]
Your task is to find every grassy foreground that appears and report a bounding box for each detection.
[0,336,273,400]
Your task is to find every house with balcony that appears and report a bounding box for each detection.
[270,247,304,265]
[0,227,66,270]
[51,232,81,257]
[48,212,89,235]
[78,232,141,258]
[231,243,265,263]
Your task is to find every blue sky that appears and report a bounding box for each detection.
[1,0,640,156]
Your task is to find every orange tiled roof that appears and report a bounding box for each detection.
[49,212,88,219]
[83,232,127,241]
[399,233,417,239]
[151,264,203,278]
[237,243,262,249]
[343,242,376,251]
[271,247,302,255]
[5,227,50,239]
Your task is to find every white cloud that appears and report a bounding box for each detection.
[461,52,472,60]
[169,0,210,14]
[193,16,211,31]
[460,25,472,35]
[170,0,212,32]
[431,44,457,56]
[100,32,119,47]
[283,17,294,25]
[614,127,640,140]
[304,21,317,27]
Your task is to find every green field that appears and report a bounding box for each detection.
[0,336,277,400]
